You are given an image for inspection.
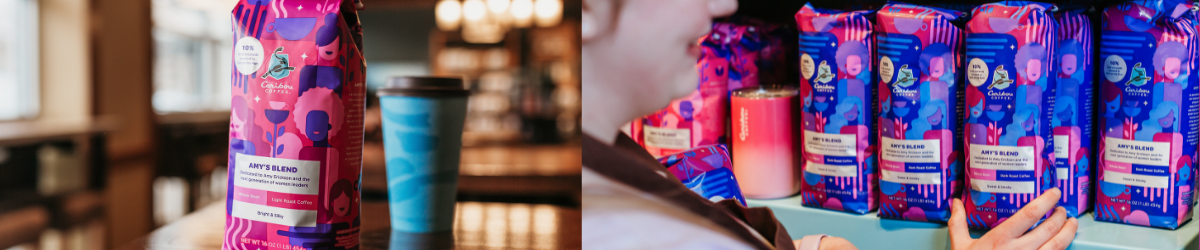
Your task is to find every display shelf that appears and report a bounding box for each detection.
[749,196,1199,250]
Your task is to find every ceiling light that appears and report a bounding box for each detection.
[487,0,510,14]
[463,0,487,22]
[435,0,463,31]
[534,0,561,27]
[509,0,533,27]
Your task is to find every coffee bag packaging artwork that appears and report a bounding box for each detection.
[659,145,748,206]
[631,24,739,158]
[1053,8,1096,218]
[226,0,367,248]
[1095,0,1197,230]
[795,3,879,214]
[962,1,1058,230]
[873,3,965,223]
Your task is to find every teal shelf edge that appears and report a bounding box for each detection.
[748,196,1199,250]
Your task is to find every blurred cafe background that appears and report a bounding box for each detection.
[0,0,580,249]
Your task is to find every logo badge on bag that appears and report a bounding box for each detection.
[262,47,296,80]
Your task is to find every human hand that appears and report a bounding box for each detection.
[948,188,1078,250]
[792,236,858,250]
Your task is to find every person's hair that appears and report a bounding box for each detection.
[293,87,344,138]
[919,43,953,76]
[231,96,263,145]
[1153,41,1188,75]
[1014,43,1047,79]
[835,41,869,74]
[317,13,341,47]
[1057,39,1083,69]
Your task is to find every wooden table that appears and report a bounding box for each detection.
[119,200,581,250]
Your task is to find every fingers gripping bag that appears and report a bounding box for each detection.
[1095,0,1197,230]
[1052,6,1096,218]
[795,3,879,214]
[873,2,966,223]
[962,1,1058,230]
[226,0,367,248]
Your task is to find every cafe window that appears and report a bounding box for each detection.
[151,0,233,113]
[0,0,40,120]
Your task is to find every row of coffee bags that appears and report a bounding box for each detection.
[791,0,1197,230]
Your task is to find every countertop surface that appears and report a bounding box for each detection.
[118,200,581,250]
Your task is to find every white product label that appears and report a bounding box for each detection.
[967,58,989,87]
[1057,167,1069,180]
[881,170,942,185]
[806,161,858,177]
[1104,137,1171,166]
[1053,135,1069,159]
[1104,170,1170,188]
[231,153,321,227]
[971,179,1036,194]
[234,153,320,195]
[881,137,941,163]
[1103,55,1128,83]
[879,56,894,84]
[643,126,691,149]
[804,131,857,157]
[234,37,265,75]
[968,144,1036,171]
[801,53,815,80]
[231,200,318,227]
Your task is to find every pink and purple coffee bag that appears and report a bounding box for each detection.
[630,21,765,158]
[1095,0,1197,229]
[874,2,965,223]
[659,144,748,206]
[1053,5,1096,218]
[225,0,366,248]
[795,3,879,214]
[962,1,1058,230]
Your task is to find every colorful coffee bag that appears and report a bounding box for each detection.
[226,0,366,248]
[659,144,748,206]
[631,30,732,158]
[632,21,770,158]
[1053,8,1096,218]
[874,3,965,223]
[795,3,879,214]
[1095,0,1197,229]
[962,1,1058,230]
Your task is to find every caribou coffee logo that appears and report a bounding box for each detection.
[261,47,296,80]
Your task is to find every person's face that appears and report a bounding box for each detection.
[1061,54,1077,75]
[1159,110,1175,128]
[929,57,944,78]
[1022,113,1036,131]
[318,36,340,61]
[1026,59,1042,81]
[1164,57,1181,79]
[843,105,859,121]
[846,55,863,76]
[583,0,738,114]
[306,111,331,141]
[679,101,694,120]
[333,193,350,216]
[928,108,942,125]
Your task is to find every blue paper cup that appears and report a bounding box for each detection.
[377,77,470,232]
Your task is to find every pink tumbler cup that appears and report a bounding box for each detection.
[730,87,800,199]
